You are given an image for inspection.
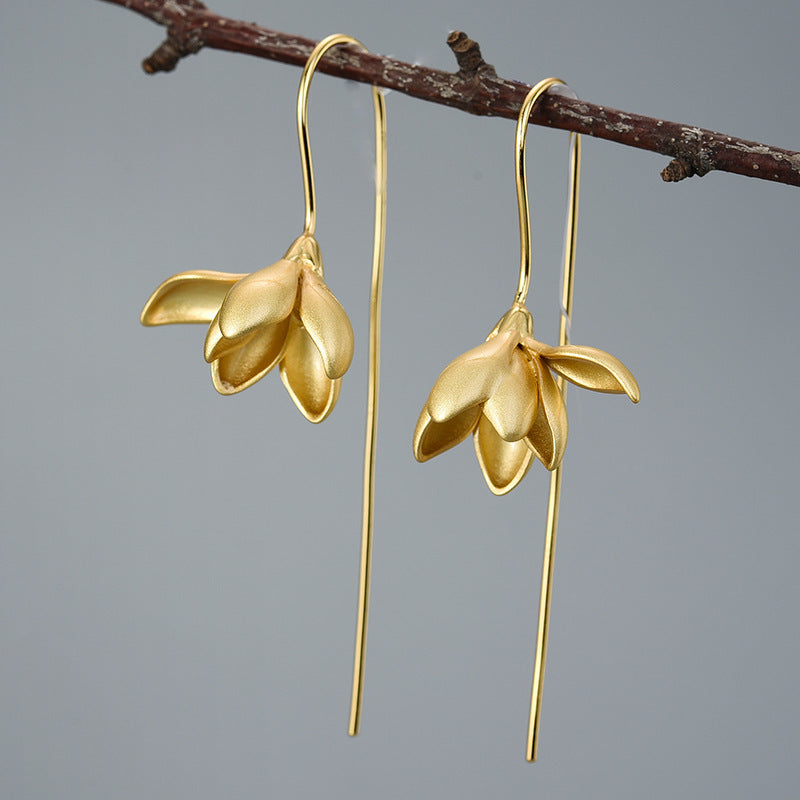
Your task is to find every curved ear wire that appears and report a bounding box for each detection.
[513,77,566,307]
[527,129,581,763]
[295,33,387,738]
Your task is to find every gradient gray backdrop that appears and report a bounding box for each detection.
[3,1,799,797]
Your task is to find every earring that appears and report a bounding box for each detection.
[412,78,639,759]
[140,34,387,737]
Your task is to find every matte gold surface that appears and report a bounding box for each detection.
[141,230,352,416]
[216,258,300,340]
[140,271,246,325]
[298,268,355,380]
[474,415,535,495]
[526,354,567,470]
[412,309,638,490]
[209,315,290,395]
[525,341,640,401]
[140,32,389,739]
[410,84,639,760]
[414,405,482,463]
[482,347,539,442]
[280,317,341,422]
[426,332,516,424]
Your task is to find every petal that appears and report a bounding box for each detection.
[526,355,568,470]
[482,346,538,442]
[210,317,290,395]
[217,259,300,340]
[279,319,341,422]
[412,406,481,463]
[204,313,249,363]
[140,271,244,326]
[297,269,354,380]
[426,331,517,424]
[527,339,640,402]
[473,415,535,495]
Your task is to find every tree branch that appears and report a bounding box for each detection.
[98,0,800,188]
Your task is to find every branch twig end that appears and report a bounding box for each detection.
[142,39,183,73]
[661,158,695,183]
[447,31,496,78]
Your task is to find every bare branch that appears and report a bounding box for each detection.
[98,0,800,188]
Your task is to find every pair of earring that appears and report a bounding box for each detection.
[140,37,639,760]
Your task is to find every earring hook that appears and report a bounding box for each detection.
[295,33,388,738]
[297,34,385,237]
[514,77,576,307]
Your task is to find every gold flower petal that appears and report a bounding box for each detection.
[279,318,341,423]
[210,317,290,395]
[217,259,300,340]
[204,313,249,363]
[474,414,535,495]
[527,339,640,402]
[482,346,539,442]
[140,271,245,326]
[527,354,568,470]
[298,268,354,380]
[412,405,482,463]
[426,331,516,424]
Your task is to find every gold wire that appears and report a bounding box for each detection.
[295,34,387,737]
[296,40,325,235]
[350,75,387,738]
[527,130,581,762]
[513,77,566,306]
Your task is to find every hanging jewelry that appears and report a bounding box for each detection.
[140,33,387,737]
[412,78,639,759]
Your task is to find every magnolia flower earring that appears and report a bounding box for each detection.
[413,78,640,759]
[140,34,387,737]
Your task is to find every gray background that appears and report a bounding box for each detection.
[2,1,799,797]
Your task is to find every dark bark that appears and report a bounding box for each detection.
[98,0,800,188]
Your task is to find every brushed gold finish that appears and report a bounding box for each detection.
[141,228,352,413]
[412,304,638,495]
[140,33,388,737]
[140,271,246,325]
[474,415,535,495]
[279,316,343,423]
[411,81,639,759]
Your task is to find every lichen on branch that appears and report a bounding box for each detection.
[98,0,800,188]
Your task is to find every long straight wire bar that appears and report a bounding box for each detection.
[527,131,581,762]
[350,83,387,737]
[295,33,387,737]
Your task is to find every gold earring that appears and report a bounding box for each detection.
[412,78,639,760]
[140,34,387,737]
